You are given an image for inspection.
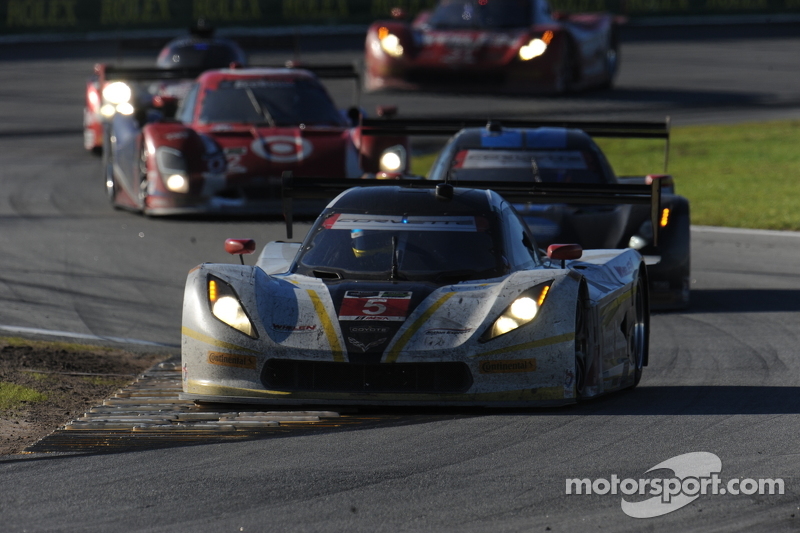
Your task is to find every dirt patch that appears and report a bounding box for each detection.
[0,337,168,456]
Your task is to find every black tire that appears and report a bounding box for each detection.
[137,146,149,212]
[597,26,620,90]
[102,132,117,205]
[574,289,590,399]
[628,274,648,388]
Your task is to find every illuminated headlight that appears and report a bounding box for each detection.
[165,174,189,193]
[628,235,648,250]
[102,82,132,105]
[482,283,552,341]
[519,38,548,61]
[379,145,407,172]
[100,104,117,118]
[156,147,189,193]
[116,102,135,116]
[379,32,404,58]
[208,276,257,338]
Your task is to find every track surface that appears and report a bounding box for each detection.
[3,28,800,531]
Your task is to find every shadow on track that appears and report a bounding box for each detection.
[678,288,800,314]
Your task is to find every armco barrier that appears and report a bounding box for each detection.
[1,0,799,42]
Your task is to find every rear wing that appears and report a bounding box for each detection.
[279,173,662,246]
[97,62,359,80]
[359,117,671,172]
[95,62,361,102]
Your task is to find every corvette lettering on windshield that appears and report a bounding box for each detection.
[324,213,478,232]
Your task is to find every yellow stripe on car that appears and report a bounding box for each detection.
[385,292,456,363]
[307,289,345,362]
[182,326,258,354]
[471,331,575,359]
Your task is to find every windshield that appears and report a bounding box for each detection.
[428,0,532,29]
[198,78,347,127]
[449,149,607,184]
[294,212,505,282]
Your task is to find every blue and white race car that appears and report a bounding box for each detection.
[180,176,658,406]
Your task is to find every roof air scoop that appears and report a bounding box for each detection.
[486,120,503,133]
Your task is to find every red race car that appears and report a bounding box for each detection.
[84,26,247,153]
[102,65,409,215]
[365,0,621,94]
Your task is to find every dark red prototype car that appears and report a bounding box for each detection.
[103,66,409,215]
[365,0,621,94]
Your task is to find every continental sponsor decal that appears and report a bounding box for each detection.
[208,351,257,370]
[425,328,472,336]
[479,358,537,374]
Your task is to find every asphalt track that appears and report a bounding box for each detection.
[3,27,800,532]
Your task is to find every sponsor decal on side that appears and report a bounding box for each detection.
[425,328,472,336]
[271,323,317,332]
[479,358,537,374]
[207,351,257,370]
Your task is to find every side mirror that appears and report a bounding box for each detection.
[225,238,256,265]
[152,95,179,119]
[646,174,675,193]
[547,243,582,268]
[376,105,398,118]
[347,106,363,125]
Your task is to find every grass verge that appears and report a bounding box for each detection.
[412,120,800,231]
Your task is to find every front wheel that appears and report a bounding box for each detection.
[574,291,590,399]
[102,132,117,205]
[137,146,149,212]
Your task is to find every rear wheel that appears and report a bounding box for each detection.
[137,146,149,212]
[628,274,648,388]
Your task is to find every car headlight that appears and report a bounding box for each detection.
[519,38,548,61]
[208,275,257,338]
[379,145,407,172]
[156,147,190,193]
[102,82,132,105]
[378,27,404,58]
[481,283,552,341]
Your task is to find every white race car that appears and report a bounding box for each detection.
[180,176,658,406]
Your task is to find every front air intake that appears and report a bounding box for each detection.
[261,359,473,394]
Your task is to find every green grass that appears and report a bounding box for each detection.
[412,120,800,231]
[0,383,47,411]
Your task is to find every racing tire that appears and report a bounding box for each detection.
[574,289,590,399]
[598,28,620,90]
[137,146,149,213]
[554,45,574,94]
[102,132,118,206]
[628,274,648,388]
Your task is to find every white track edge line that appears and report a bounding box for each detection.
[0,325,179,348]
[692,225,800,238]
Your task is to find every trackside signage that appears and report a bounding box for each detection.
[566,452,785,518]
[2,0,800,38]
